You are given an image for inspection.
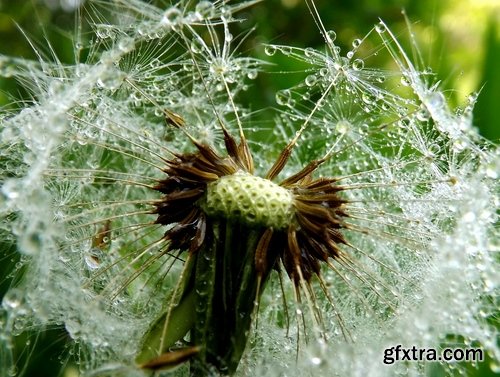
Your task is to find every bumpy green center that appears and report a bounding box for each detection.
[201,172,294,229]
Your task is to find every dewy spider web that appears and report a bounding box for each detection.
[0,1,498,377]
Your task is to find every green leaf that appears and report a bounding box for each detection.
[136,253,197,366]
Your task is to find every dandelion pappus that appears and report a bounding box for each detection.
[62,8,451,376]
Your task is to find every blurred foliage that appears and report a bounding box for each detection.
[240,0,500,142]
[0,1,498,376]
[474,17,500,143]
[0,0,499,140]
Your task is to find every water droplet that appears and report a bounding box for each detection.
[247,70,258,80]
[2,288,23,310]
[96,69,125,90]
[416,109,430,121]
[336,120,351,134]
[352,38,362,48]
[190,39,203,54]
[117,37,134,53]
[362,93,375,105]
[275,89,292,106]
[304,47,315,57]
[452,137,468,152]
[352,58,364,70]
[463,211,476,223]
[375,22,387,33]
[1,179,21,200]
[428,143,441,155]
[325,30,336,43]
[195,1,215,18]
[280,46,292,56]
[485,161,499,179]
[264,45,277,56]
[220,6,232,21]
[319,67,328,77]
[96,25,113,40]
[400,76,410,86]
[423,66,434,75]
[305,74,317,87]
[161,7,182,27]
[311,356,323,365]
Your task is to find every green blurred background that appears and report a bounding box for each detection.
[0,0,498,140]
[0,1,498,376]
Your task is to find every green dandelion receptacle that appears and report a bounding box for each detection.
[202,172,294,230]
